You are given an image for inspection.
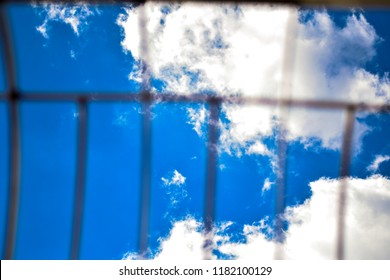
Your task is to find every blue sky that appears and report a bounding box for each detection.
[0,3,390,260]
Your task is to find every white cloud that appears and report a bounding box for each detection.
[282,175,390,259]
[219,105,276,156]
[292,12,384,104]
[36,3,95,38]
[262,178,273,193]
[117,4,390,155]
[161,169,186,186]
[117,4,291,96]
[186,105,207,137]
[367,155,390,172]
[124,176,390,260]
[128,62,143,83]
[246,141,271,156]
[36,23,49,39]
[161,170,187,207]
[154,218,205,260]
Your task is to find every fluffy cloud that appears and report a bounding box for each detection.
[283,175,390,259]
[367,154,390,172]
[219,105,276,156]
[292,12,386,103]
[117,4,291,96]
[154,219,205,260]
[117,4,390,154]
[35,3,96,38]
[124,176,390,260]
[161,169,186,186]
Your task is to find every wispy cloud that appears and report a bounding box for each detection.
[367,155,390,172]
[35,3,96,38]
[186,105,207,137]
[161,170,187,207]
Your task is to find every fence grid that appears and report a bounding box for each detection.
[1,0,390,260]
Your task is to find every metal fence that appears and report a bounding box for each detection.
[1,0,390,260]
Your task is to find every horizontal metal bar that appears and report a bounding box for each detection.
[1,0,390,8]
[0,93,389,112]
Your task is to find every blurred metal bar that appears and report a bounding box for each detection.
[336,106,355,260]
[70,98,88,260]
[273,121,288,249]
[273,8,297,259]
[3,98,19,260]
[3,97,20,259]
[137,2,153,258]
[1,4,20,260]
[3,0,390,8]
[138,95,152,258]
[3,93,390,112]
[203,97,221,260]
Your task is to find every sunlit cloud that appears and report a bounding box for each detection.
[124,175,390,260]
[117,4,390,158]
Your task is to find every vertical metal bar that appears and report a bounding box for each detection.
[70,98,88,260]
[4,95,19,260]
[1,4,21,260]
[273,7,297,260]
[139,97,152,258]
[274,122,288,242]
[203,97,220,260]
[137,2,152,258]
[273,103,289,260]
[336,106,355,260]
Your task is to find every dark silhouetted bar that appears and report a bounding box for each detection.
[1,4,20,260]
[70,98,88,260]
[137,3,153,258]
[203,97,221,260]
